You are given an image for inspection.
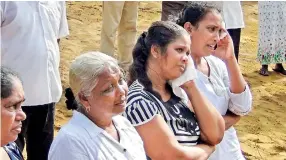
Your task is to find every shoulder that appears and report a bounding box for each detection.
[51,124,87,148]
[51,114,96,150]
[48,130,91,159]
[124,80,161,126]
[127,80,155,107]
[49,126,91,158]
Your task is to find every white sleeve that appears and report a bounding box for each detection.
[220,59,252,116]
[227,85,252,116]
[58,1,69,39]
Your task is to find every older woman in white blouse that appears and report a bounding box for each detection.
[48,52,146,160]
[177,3,252,160]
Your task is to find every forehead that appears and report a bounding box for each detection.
[1,79,24,106]
[94,69,120,86]
[200,11,223,26]
[169,34,191,47]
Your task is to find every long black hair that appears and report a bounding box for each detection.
[129,21,187,97]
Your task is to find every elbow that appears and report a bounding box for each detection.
[204,132,224,146]
[207,135,223,146]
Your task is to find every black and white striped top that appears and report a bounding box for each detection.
[123,80,200,146]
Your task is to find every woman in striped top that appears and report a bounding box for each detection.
[123,21,225,160]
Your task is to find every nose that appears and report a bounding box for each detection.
[16,108,26,121]
[214,32,220,42]
[117,84,127,97]
[182,54,189,64]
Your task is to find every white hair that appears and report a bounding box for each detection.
[69,51,120,101]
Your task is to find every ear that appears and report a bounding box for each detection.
[150,45,160,59]
[78,92,89,109]
[183,22,194,35]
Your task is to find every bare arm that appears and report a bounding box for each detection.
[214,28,246,94]
[223,111,241,130]
[181,81,225,145]
[136,115,215,160]
[225,56,246,93]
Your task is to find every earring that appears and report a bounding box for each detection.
[86,106,91,113]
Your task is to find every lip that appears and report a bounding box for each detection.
[12,124,22,133]
[178,65,185,72]
[115,99,126,107]
[207,44,216,52]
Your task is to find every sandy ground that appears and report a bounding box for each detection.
[52,2,286,160]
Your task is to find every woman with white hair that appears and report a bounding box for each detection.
[48,52,146,160]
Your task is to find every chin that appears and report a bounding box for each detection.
[169,72,182,80]
[4,135,18,145]
[113,106,126,116]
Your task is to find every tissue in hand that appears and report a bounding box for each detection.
[169,56,197,105]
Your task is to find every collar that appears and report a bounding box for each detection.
[70,111,129,138]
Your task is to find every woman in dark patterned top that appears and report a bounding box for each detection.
[123,21,225,160]
[1,67,26,160]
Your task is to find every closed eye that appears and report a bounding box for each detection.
[6,103,22,111]
[103,84,115,93]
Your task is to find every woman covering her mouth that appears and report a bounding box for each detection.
[124,21,225,160]
[48,52,146,160]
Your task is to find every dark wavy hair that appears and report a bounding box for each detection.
[1,66,22,99]
[176,3,221,28]
[128,21,187,97]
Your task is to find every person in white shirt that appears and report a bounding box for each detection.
[177,3,252,160]
[48,52,146,160]
[0,1,69,160]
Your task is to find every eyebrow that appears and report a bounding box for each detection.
[7,98,25,107]
[174,43,188,47]
[206,23,222,28]
[100,75,120,88]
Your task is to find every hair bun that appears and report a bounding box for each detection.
[141,31,147,38]
[65,88,78,110]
